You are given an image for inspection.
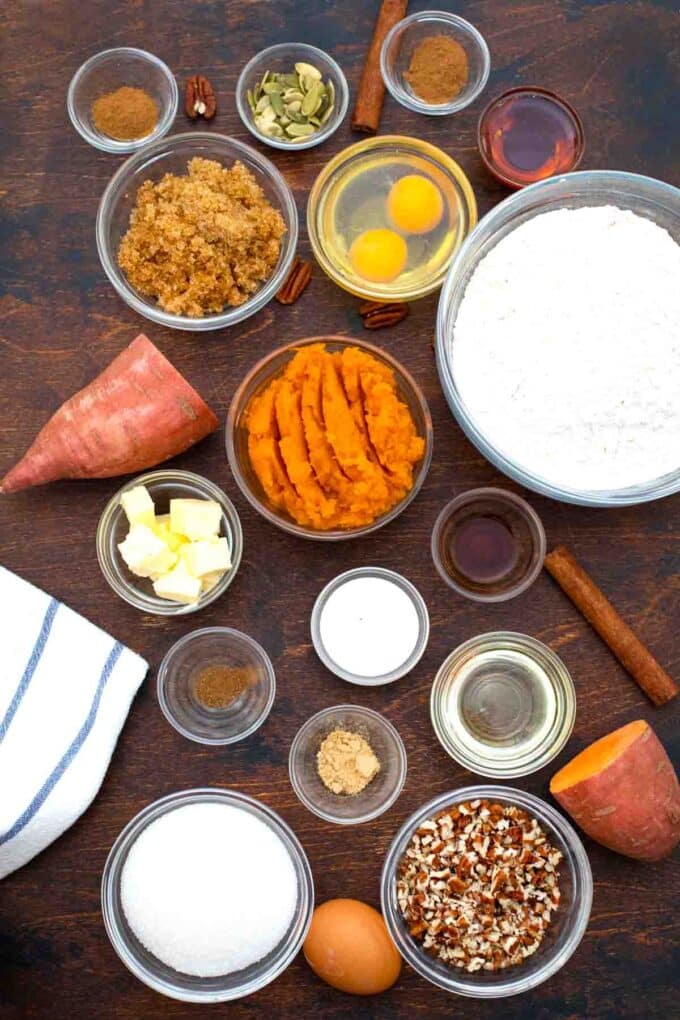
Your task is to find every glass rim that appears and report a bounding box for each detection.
[67,47,179,154]
[288,704,407,825]
[380,11,491,116]
[95,131,299,331]
[429,631,576,778]
[156,627,276,745]
[310,566,430,684]
[306,134,478,302]
[225,334,434,541]
[235,42,349,151]
[96,469,243,616]
[101,787,314,1002]
[435,169,680,506]
[430,486,547,602]
[380,784,593,998]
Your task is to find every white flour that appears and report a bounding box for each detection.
[451,205,680,490]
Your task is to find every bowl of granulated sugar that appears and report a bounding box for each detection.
[101,788,313,1002]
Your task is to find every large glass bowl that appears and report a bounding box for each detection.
[436,170,680,506]
[225,335,433,541]
[96,132,298,332]
[101,789,314,1002]
[381,786,592,998]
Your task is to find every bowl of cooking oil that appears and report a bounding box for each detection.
[307,135,477,302]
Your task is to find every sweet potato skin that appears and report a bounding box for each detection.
[551,722,680,861]
[1,334,218,493]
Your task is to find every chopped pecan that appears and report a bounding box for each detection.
[185,75,217,120]
[358,300,409,330]
[275,257,312,305]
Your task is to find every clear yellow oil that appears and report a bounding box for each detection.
[317,151,465,297]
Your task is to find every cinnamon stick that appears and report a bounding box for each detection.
[544,545,678,707]
[352,0,408,133]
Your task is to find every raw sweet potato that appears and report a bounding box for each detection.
[1,334,218,493]
[550,720,680,861]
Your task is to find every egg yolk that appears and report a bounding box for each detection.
[349,228,408,283]
[387,174,444,234]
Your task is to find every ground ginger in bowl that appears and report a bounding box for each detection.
[117,156,286,316]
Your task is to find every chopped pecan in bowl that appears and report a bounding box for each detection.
[396,798,563,973]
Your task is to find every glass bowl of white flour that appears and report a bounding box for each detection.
[436,170,680,506]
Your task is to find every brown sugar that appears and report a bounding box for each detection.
[91,86,158,140]
[117,157,286,316]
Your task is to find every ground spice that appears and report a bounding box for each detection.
[91,85,158,140]
[117,157,285,316]
[404,35,469,105]
[317,728,380,795]
[194,664,252,709]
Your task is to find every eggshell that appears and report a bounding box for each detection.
[303,898,402,995]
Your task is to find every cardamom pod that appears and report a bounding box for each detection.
[247,62,336,144]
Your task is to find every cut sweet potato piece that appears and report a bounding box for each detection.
[550,720,680,861]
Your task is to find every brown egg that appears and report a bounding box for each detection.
[303,898,402,995]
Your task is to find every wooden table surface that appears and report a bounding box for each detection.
[1,1,678,1017]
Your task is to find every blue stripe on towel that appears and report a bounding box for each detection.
[0,598,59,743]
[0,641,124,848]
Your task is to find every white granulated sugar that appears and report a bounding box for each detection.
[120,802,298,977]
[451,206,680,490]
[319,575,420,678]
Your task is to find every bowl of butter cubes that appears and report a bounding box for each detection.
[96,469,243,615]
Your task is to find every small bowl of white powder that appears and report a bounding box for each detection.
[436,170,680,506]
[101,788,313,1002]
[311,567,430,685]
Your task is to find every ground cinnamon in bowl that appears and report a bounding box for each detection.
[92,85,158,140]
[194,664,252,709]
[404,35,469,105]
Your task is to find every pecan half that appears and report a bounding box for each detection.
[185,75,217,120]
[275,257,312,305]
[359,300,409,330]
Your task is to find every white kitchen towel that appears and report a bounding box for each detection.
[0,565,147,879]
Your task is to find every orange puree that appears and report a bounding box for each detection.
[245,345,425,530]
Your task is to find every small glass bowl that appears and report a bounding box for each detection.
[307,135,477,303]
[311,567,430,686]
[380,11,491,116]
[236,43,349,151]
[101,788,314,1002]
[430,632,576,779]
[225,336,433,541]
[96,132,298,332]
[157,628,275,745]
[96,469,243,616]
[67,47,178,154]
[288,705,407,825]
[381,785,592,998]
[431,487,546,602]
[478,87,585,189]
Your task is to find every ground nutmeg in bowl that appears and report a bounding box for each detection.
[397,799,563,972]
[117,157,286,316]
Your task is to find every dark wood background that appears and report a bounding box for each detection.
[0,2,678,1018]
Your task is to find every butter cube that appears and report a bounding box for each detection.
[120,485,156,528]
[152,559,202,604]
[201,570,224,593]
[181,538,231,578]
[153,514,189,554]
[170,498,222,541]
[118,524,177,580]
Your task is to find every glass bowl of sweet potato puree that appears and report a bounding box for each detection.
[225,335,433,541]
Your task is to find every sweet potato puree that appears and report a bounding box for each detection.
[245,345,425,530]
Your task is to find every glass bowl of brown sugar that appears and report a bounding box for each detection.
[67,47,178,154]
[157,628,276,745]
